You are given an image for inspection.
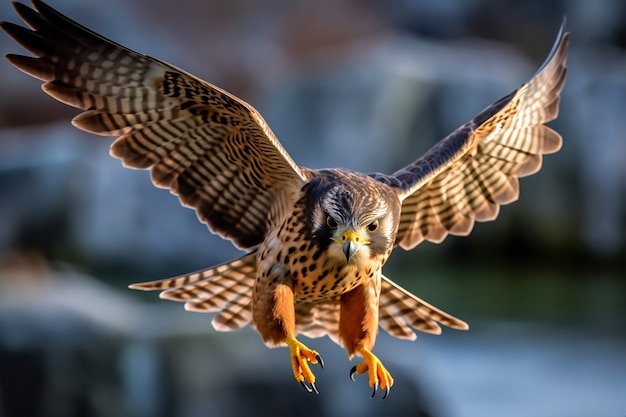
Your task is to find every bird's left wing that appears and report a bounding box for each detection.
[373,21,569,250]
[2,0,308,250]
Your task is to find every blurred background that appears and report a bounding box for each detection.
[0,0,624,416]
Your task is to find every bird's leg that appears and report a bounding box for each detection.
[285,336,324,394]
[253,277,324,393]
[349,346,394,399]
[340,283,393,398]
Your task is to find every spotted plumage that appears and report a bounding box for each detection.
[1,0,569,398]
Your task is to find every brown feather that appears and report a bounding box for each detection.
[371,22,569,249]
[2,0,307,250]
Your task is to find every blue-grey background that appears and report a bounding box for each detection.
[0,0,624,416]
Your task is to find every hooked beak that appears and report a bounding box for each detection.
[343,240,357,262]
[333,229,368,262]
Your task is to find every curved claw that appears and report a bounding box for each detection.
[382,386,390,400]
[311,382,319,394]
[300,381,312,393]
[299,380,320,394]
[350,347,394,399]
[368,382,391,400]
[285,337,323,394]
[316,354,325,369]
[349,365,357,382]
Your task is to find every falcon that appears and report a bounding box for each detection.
[1,0,568,398]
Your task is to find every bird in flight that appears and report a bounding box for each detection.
[2,0,568,399]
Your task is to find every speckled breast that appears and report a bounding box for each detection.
[291,260,379,302]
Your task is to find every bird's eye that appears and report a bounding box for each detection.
[367,220,379,232]
[326,215,338,229]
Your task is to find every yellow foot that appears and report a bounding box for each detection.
[285,337,324,394]
[349,347,394,399]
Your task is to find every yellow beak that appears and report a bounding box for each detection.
[333,229,368,262]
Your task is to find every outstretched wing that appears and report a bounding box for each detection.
[1,0,308,249]
[373,21,569,250]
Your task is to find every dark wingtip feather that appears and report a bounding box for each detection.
[532,18,570,79]
[4,54,54,81]
[1,21,45,56]
[11,1,48,32]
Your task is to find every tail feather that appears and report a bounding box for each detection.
[129,252,257,331]
[378,275,468,340]
[295,299,341,345]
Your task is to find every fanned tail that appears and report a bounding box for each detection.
[129,252,257,331]
[295,299,341,345]
[378,275,468,340]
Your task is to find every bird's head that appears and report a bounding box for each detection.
[305,171,400,265]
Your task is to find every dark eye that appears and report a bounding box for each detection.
[326,215,338,229]
[367,220,379,232]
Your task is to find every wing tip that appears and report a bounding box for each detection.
[128,282,154,291]
[532,17,570,79]
[128,279,176,292]
[452,320,470,331]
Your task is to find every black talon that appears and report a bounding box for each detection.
[370,383,378,399]
[310,382,319,395]
[349,365,357,382]
[300,381,312,393]
[299,380,319,394]
[315,354,324,369]
[382,386,390,400]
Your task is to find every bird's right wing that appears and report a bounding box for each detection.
[2,0,309,249]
